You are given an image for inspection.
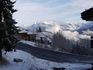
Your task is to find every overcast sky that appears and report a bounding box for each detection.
[13,0,93,27]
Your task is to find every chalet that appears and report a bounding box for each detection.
[81,7,93,48]
[91,36,93,48]
[81,7,93,21]
[18,29,51,44]
[18,30,30,40]
[27,32,36,41]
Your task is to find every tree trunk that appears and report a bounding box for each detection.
[0,50,2,60]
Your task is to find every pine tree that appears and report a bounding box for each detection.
[0,0,18,59]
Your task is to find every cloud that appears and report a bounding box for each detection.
[60,30,91,47]
[14,2,50,27]
[13,0,93,27]
[62,31,79,41]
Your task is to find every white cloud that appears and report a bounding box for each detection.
[62,31,79,41]
[14,2,53,27]
[13,0,93,27]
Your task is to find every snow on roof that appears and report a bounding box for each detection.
[27,31,39,35]
[0,50,92,70]
[1,50,34,70]
[27,32,35,34]
[19,30,27,33]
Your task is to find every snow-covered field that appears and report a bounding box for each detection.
[0,50,92,70]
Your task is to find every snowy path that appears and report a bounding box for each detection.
[16,41,93,64]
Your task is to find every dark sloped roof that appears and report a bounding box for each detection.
[81,7,93,21]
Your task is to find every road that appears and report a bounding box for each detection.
[16,42,93,64]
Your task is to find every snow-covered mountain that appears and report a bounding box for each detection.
[26,20,62,34]
[60,23,81,31]
[26,20,82,33]
[19,20,93,42]
[18,20,83,43]
[20,20,93,35]
[23,20,93,38]
[77,21,93,35]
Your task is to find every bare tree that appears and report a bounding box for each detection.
[51,32,73,52]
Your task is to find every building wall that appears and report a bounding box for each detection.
[17,33,37,42]
[17,33,30,40]
[91,36,93,48]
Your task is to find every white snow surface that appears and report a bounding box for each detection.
[79,21,93,30]
[20,40,37,47]
[0,50,92,70]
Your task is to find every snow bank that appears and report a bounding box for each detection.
[0,50,33,70]
[0,50,92,70]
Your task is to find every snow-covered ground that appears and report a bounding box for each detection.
[12,21,93,70]
[20,40,37,47]
[0,50,92,70]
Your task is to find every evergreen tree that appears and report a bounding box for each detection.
[0,0,18,59]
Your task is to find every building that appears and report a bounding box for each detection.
[18,32,30,40]
[91,36,93,48]
[81,7,93,21]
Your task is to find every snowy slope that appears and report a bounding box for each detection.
[26,20,62,33]
[60,23,81,31]
[0,50,92,70]
[19,20,85,35]
[77,21,93,34]
[26,20,81,34]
